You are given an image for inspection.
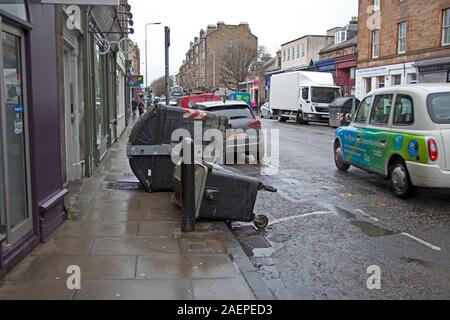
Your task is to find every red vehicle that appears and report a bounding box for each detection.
[178,93,221,109]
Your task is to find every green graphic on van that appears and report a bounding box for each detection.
[336,127,428,175]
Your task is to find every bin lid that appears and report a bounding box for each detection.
[329,97,360,107]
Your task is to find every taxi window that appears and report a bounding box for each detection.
[393,95,414,126]
[427,93,450,124]
[370,94,393,126]
[355,96,373,123]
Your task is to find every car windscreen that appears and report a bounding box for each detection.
[427,93,450,124]
[311,87,340,103]
[206,105,254,119]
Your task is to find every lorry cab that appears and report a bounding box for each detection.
[334,84,450,198]
[298,85,341,124]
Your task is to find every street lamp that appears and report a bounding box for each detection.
[145,22,162,87]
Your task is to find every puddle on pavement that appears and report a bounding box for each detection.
[350,220,397,238]
[330,206,356,219]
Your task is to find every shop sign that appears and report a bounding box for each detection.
[418,63,450,74]
[129,75,143,88]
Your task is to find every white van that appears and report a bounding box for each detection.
[270,71,340,124]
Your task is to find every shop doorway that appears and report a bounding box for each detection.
[0,23,32,245]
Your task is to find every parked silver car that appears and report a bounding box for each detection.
[260,102,273,119]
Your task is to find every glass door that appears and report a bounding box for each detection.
[0,23,32,245]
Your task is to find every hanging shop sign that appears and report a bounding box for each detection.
[95,37,134,56]
[129,75,143,88]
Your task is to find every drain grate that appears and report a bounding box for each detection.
[105,181,145,191]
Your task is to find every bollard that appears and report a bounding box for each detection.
[181,138,196,232]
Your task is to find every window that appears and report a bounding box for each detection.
[301,87,309,100]
[228,40,234,48]
[393,95,414,126]
[407,73,417,84]
[296,45,300,58]
[443,9,450,46]
[291,47,295,59]
[301,44,305,57]
[365,78,372,94]
[0,1,27,21]
[373,0,380,11]
[370,94,393,126]
[377,76,385,88]
[356,96,373,123]
[350,68,356,80]
[283,50,286,61]
[288,48,290,60]
[372,30,380,58]
[335,30,347,44]
[392,74,401,85]
[398,21,407,54]
[427,93,450,124]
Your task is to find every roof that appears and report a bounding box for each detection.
[195,100,250,108]
[319,35,357,54]
[368,84,450,96]
[281,35,332,47]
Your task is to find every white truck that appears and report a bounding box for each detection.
[269,71,340,125]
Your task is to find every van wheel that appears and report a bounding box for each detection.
[334,141,350,172]
[277,112,287,122]
[296,112,308,125]
[389,159,417,199]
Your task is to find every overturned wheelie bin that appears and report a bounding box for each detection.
[173,160,277,229]
[127,105,228,192]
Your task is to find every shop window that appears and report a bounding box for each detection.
[0,1,27,21]
[377,76,385,88]
[370,94,393,126]
[365,78,372,94]
[407,73,417,84]
[392,74,402,85]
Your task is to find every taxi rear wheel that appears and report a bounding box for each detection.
[389,159,417,199]
[334,141,350,172]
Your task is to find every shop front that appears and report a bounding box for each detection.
[415,57,450,84]
[334,53,357,97]
[1,1,67,277]
[355,62,417,100]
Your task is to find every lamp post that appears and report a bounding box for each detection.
[145,22,161,87]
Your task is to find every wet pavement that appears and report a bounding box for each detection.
[0,123,258,300]
[231,119,450,300]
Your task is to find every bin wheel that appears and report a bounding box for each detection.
[254,215,269,229]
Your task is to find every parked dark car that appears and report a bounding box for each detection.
[193,101,264,163]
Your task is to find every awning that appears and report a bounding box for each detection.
[314,58,336,72]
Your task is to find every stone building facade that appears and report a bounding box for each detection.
[356,0,450,99]
[178,22,258,93]
[281,35,334,71]
[319,18,358,96]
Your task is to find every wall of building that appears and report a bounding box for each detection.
[281,36,333,70]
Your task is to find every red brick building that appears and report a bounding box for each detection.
[356,0,450,99]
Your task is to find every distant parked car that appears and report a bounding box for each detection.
[334,84,450,198]
[260,102,273,119]
[193,100,264,163]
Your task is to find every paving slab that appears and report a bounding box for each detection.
[32,236,95,256]
[90,237,181,256]
[74,280,193,300]
[0,280,74,300]
[27,256,137,281]
[192,277,256,300]
[57,222,139,237]
[136,254,240,280]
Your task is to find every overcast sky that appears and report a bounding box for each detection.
[128,0,358,86]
